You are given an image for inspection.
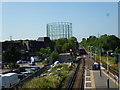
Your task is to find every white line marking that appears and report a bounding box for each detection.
[86,81,91,83]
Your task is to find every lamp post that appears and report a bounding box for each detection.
[74,41,77,58]
[94,48,98,62]
[88,46,90,60]
[99,48,104,77]
[106,50,112,88]
[95,50,97,62]
[99,49,102,77]
[70,49,73,61]
[111,53,120,89]
[90,46,93,60]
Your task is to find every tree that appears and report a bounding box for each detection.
[50,51,59,63]
[54,37,78,53]
[37,47,51,59]
[62,43,71,52]
[54,44,62,53]
[3,44,22,62]
[80,34,120,52]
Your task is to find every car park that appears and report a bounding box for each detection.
[17,60,27,64]
[18,67,26,72]
[30,67,40,71]
[22,72,31,77]
[18,73,26,80]
[28,62,35,65]
[12,69,21,74]
[2,70,13,74]
[33,57,41,62]
[28,70,35,74]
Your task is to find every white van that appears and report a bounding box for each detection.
[0,73,20,89]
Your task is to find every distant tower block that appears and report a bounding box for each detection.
[47,22,72,40]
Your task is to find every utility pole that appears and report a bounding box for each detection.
[100,49,102,77]
[10,36,12,41]
[106,50,112,88]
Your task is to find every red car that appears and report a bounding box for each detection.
[12,69,21,74]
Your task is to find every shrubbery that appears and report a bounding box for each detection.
[23,63,76,88]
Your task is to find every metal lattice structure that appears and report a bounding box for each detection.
[47,22,72,40]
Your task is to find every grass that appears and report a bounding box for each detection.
[22,63,76,88]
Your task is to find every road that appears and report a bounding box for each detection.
[84,55,119,90]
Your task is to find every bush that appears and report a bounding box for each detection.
[8,63,19,69]
[23,63,75,88]
[42,60,50,65]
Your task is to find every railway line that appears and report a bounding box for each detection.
[67,58,85,90]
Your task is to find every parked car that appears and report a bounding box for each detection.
[40,73,47,77]
[28,70,35,74]
[30,67,40,71]
[2,70,13,74]
[17,60,27,64]
[12,69,21,74]
[18,67,26,72]
[33,57,41,62]
[22,72,31,77]
[28,62,35,65]
[18,73,26,80]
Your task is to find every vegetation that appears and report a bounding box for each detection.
[23,63,76,88]
[37,47,51,60]
[50,51,59,63]
[80,34,120,71]
[81,34,120,52]
[54,37,78,53]
[37,37,78,64]
[2,44,22,62]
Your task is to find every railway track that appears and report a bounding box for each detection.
[67,58,85,90]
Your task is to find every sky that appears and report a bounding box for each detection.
[2,2,118,42]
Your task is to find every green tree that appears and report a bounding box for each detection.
[37,47,51,59]
[3,44,22,62]
[81,34,120,52]
[50,51,59,63]
[54,37,78,53]
[115,47,120,53]
[62,43,71,52]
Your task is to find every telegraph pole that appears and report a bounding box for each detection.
[10,36,12,41]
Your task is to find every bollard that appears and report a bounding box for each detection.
[107,78,109,88]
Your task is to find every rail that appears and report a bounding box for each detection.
[79,59,85,90]
[67,59,85,90]
[67,60,80,89]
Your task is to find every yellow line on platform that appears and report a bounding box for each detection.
[90,70,96,90]
[102,71,120,87]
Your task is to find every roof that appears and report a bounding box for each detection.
[37,37,50,42]
[2,73,17,76]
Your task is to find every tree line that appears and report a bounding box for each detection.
[3,37,78,63]
[80,34,120,63]
[37,37,78,63]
